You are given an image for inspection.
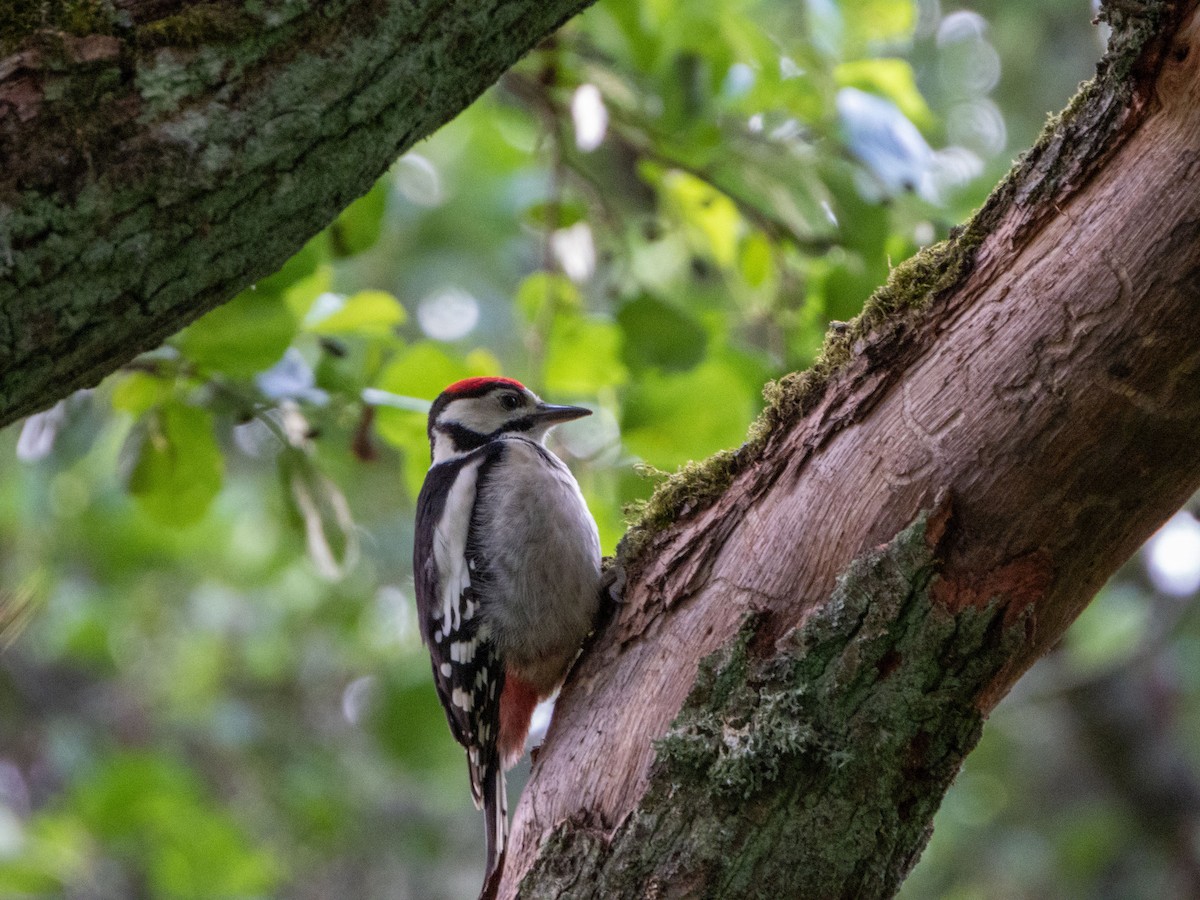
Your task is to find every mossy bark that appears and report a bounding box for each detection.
[500,1,1200,896]
[0,0,594,426]
[521,503,1027,899]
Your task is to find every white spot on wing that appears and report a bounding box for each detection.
[450,639,477,663]
[440,663,452,678]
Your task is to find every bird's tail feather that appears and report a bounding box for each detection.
[483,764,508,880]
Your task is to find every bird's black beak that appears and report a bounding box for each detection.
[534,403,592,424]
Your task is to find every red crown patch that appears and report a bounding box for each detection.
[443,376,526,396]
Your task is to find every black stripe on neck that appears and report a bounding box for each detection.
[444,424,490,453]
[495,415,536,436]
[441,417,538,454]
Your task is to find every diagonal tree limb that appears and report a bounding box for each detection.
[0,0,595,426]
[501,1,1200,895]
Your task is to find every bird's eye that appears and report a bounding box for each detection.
[499,393,522,411]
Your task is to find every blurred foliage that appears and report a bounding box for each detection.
[5,0,1199,898]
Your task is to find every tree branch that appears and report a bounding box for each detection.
[501,1,1200,895]
[0,0,594,426]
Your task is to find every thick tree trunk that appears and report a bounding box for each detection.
[0,0,592,426]
[498,2,1200,896]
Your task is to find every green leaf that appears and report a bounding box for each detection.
[521,198,587,231]
[659,170,742,268]
[281,263,333,320]
[515,271,582,324]
[842,0,915,51]
[175,288,298,378]
[621,357,761,469]
[110,371,171,416]
[823,163,891,258]
[126,403,223,527]
[738,232,773,288]
[307,290,407,337]
[330,179,389,257]
[616,294,707,374]
[544,315,627,394]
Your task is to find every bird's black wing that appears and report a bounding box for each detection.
[412,444,507,795]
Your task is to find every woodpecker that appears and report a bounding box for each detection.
[412,376,601,882]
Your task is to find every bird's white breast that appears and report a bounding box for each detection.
[475,438,601,687]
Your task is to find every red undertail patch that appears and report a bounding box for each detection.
[498,672,540,769]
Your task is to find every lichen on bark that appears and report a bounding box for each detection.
[1,0,119,52]
[0,0,597,426]
[520,504,1030,899]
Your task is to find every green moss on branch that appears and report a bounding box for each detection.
[1,0,118,53]
[523,507,1030,898]
[135,4,262,49]
[0,0,598,427]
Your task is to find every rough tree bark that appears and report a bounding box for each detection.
[4,1,1200,898]
[496,1,1200,897]
[0,0,593,426]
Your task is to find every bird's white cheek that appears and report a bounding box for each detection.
[431,430,461,463]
